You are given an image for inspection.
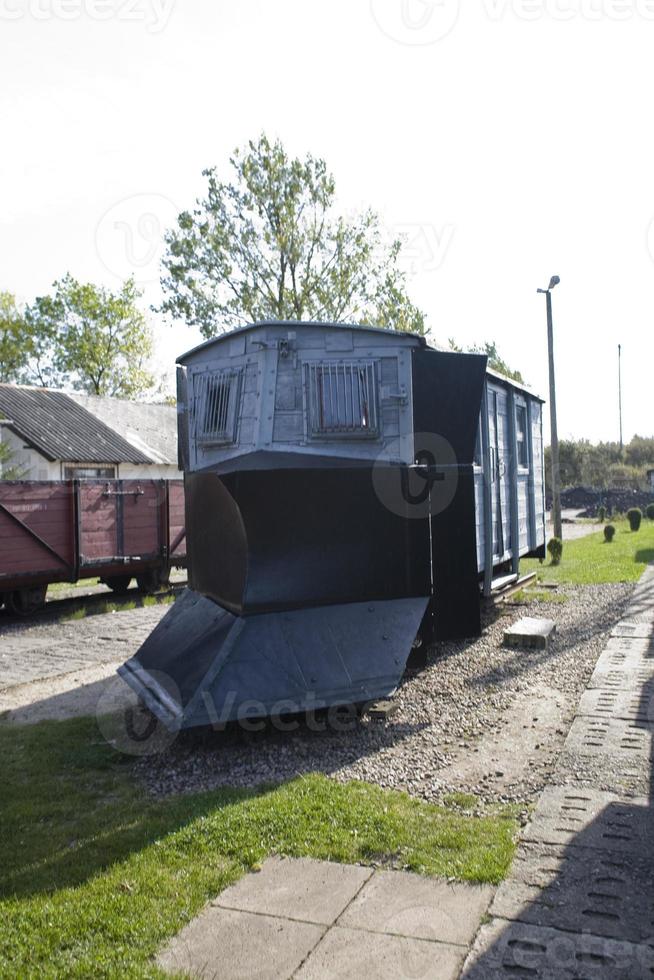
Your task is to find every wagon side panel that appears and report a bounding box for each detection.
[0,482,74,587]
[120,481,161,559]
[168,480,186,562]
[78,483,119,566]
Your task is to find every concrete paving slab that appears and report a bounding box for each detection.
[212,857,372,926]
[577,686,654,723]
[612,621,654,639]
[624,569,654,624]
[462,918,654,979]
[337,869,493,946]
[554,715,653,795]
[503,617,556,650]
[562,714,653,757]
[156,905,324,980]
[523,785,653,853]
[295,924,465,979]
[587,660,654,692]
[595,636,654,663]
[490,841,654,944]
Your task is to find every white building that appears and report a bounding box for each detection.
[0,383,180,480]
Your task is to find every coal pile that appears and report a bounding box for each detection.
[546,486,654,518]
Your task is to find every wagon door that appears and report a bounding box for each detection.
[78,481,161,571]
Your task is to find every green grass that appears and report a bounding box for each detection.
[59,595,173,624]
[510,588,568,605]
[48,578,101,594]
[521,518,654,585]
[0,718,519,977]
[59,608,87,622]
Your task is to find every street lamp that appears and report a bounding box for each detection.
[537,275,562,542]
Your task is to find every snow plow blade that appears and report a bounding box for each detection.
[118,589,429,731]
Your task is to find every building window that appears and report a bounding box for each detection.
[306,361,379,438]
[516,404,528,468]
[193,368,242,446]
[64,465,116,480]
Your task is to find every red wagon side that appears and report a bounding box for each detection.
[0,480,186,613]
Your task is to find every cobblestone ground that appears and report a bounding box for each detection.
[0,606,168,690]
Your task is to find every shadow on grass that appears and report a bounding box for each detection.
[0,708,429,902]
[636,548,654,565]
[0,717,271,900]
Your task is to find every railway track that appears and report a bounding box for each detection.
[0,580,188,628]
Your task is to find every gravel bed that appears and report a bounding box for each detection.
[136,582,634,807]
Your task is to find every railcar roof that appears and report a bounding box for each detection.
[176,320,427,363]
[176,320,543,402]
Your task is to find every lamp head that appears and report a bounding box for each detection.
[548,275,560,290]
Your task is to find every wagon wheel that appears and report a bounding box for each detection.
[7,585,48,616]
[105,575,133,595]
[136,568,169,594]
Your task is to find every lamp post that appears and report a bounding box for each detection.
[618,344,623,452]
[537,275,562,542]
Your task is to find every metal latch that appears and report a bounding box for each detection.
[102,485,144,498]
[387,385,408,406]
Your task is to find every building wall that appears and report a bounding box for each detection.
[0,429,59,480]
[118,463,181,480]
[0,429,180,481]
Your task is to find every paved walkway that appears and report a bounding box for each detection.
[461,565,654,978]
[154,566,654,979]
[157,857,493,979]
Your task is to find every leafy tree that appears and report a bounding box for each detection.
[0,430,25,479]
[160,134,426,337]
[448,338,524,384]
[0,292,32,383]
[25,276,154,397]
[625,435,654,468]
[545,436,654,492]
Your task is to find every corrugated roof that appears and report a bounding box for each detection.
[68,393,177,465]
[0,384,154,464]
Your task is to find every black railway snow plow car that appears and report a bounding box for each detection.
[119,321,545,730]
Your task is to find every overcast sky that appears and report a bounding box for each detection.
[2,0,653,443]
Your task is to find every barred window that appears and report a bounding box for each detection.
[306,361,379,438]
[193,368,242,446]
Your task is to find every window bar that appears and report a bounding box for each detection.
[347,362,354,430]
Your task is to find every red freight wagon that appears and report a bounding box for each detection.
[0,480,186,614]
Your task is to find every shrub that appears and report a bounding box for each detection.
[547,537,563,565]
[647,503,654,520]
[604,524,616,542]
[598,505,606,523]
[627,508,642,532]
